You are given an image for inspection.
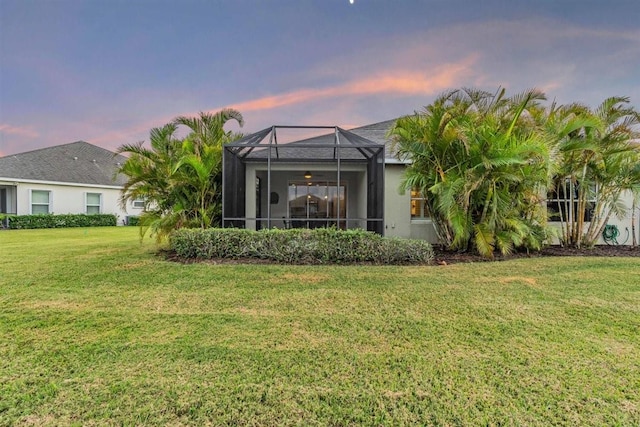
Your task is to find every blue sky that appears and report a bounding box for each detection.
[1,0,639,156]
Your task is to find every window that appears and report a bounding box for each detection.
[411,188,429,219]
[287,181,346,229]
[132,198,145,209]
[547,180,596,222]
[31,190,51,214]
[86,193,102,214]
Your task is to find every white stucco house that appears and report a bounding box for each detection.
[222,121,639,246]
[0,141,141,224]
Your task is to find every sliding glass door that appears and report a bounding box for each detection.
[287,181,346,228]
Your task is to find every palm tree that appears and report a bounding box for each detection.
[172,109,244,229]
[117,109,244,239]
[390,87,551,258]
[546,97,640,248]
[116,123,184,238]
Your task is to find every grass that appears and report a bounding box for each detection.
[1,227,639,426]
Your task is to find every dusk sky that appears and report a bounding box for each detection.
[1,0,639,157]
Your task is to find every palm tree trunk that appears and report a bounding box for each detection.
[632,197,638,247]
[569,179,579,247]
[576,163,590,248]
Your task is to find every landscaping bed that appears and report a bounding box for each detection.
[433,244,640,264]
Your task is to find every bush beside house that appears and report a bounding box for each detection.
[1,214,117,229]
[170,227,434,265]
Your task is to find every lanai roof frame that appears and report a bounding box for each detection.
[223,125,385,233]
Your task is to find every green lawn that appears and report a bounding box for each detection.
[1,227,639,426]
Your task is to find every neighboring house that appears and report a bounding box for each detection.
[0,141,141,224]
[222,121,639,246]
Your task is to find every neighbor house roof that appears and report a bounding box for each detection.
[0,141,128,186]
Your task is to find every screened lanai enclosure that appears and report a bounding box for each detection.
[223,126,385,234]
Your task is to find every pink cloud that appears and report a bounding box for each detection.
[228,55,477,113]
[90,55,477,149]
[0,124,39,139]
[21,55,477,154]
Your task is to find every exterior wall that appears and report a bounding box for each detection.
[548,189,639,245]
[236,159,640,245]
[383,164,439,243]
[383,164,639,246]
[0,179,139,225]
[596,190,638,245]
[243,162,442,242]
[245,163,368,230]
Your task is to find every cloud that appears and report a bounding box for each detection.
[2,15,638,157]
[85,13,640,149]
[0,124,39,139]
[0,124,41,156]
[219,16,640,129]
[227,55,477,114]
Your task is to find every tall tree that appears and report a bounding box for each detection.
[390,88,551,258]
[117,109,244,239]
[546,97,640,247]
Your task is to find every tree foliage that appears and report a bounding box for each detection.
[545,97,640,248]
[117,109,244,240]
[390,88,640,256]
[390,88,552,258]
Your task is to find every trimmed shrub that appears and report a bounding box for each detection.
[126,216,140,226]
[170,227,433,265]
[5,214,117,229]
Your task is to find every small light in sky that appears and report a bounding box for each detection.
[349,0,354,4]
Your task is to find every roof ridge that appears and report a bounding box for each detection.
[0,141,128,186]
[347,118,400,131]
[0,140,94,159]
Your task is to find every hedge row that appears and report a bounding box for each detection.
[1,214,117,229]
[170,227,434,265]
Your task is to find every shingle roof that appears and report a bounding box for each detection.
[347,119,398,160]
[0,141,128,186]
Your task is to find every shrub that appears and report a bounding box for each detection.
[6,214,117,229]
[126,216,140,226]
[170,227,434,265]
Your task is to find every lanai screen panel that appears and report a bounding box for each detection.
[223,126,385,234]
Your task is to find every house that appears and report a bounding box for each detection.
[0,141,141,224]
[222,121,639,246]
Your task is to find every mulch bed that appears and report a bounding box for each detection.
[165,245,640,266]
[434,245,640,265]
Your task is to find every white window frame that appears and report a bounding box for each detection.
[30,189,52,214]
[410,188,429,220]
[132,198,145,209]
[85,192,102,214]
[547,179,597,223]
[286,180,347,229]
